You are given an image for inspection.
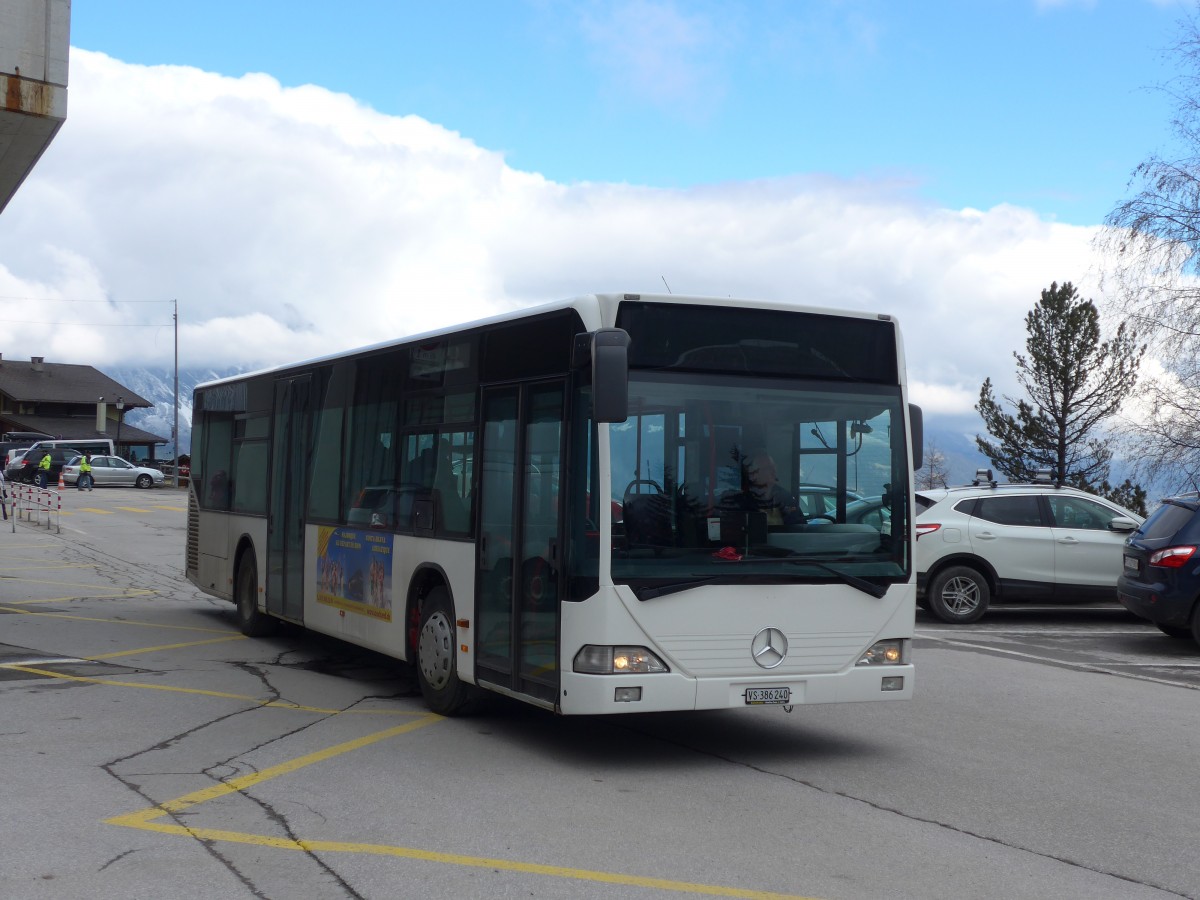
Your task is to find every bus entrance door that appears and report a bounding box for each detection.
[267,375,312,622]
[476,382,564,707]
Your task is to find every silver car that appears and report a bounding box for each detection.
[63,455,165,489]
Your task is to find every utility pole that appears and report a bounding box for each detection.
[173,299,180,489]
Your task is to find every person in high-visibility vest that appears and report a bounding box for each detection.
[37,452,51,488]
[77,454,93,491]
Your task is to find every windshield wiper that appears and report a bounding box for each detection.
[633,576,723,600]
[698,555,890,599]
[787,561,888,599]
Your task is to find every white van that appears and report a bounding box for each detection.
[28,438,116,458]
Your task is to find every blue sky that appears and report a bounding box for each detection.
[72,0,1182,225]
[0,0,1189,435]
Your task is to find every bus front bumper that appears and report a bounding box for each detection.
[557,664,914,714]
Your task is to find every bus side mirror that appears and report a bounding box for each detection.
[909,403,923,472]
[592,328,630,423]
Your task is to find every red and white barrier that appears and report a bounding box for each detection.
[9,483,62,533]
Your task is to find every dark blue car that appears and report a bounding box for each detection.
[1118,493,1200,644]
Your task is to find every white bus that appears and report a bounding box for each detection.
[187,293,922,715]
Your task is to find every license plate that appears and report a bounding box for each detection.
[745,687,790,705]
[1123,556,1140,573]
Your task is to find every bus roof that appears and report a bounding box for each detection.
[195,292,898,391]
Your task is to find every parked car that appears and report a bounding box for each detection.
[3,447,29,476]
[62,454,165,489]
[5,446,81,484]
[347,483,426,529]
[1118,493,1200,645]
[915,470,1143,623]
[816,492,939,539]
[0,434,50,468]
[794,484,866,520]
[157,456,191,481]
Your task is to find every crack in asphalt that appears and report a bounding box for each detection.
[9,514,205,602]
[102,684,386,899]
[10,508,374,895]
[100,752,270,898]
[637,727,1192,899]
[97,849,138,872]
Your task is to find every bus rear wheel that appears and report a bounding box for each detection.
[235,550,276,637]
[417,586,481,716]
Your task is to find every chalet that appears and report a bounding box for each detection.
[0,355,166,460]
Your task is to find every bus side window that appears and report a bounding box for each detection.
[434,457,466,533]
[394,435,435,531]
[209,469,230,508]
[433,429,474,536]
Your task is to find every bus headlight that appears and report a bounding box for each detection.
[856,639,909,666]
[573,645,669,674]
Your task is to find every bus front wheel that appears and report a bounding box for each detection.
[235,550,276,637]
[417,586,480,716]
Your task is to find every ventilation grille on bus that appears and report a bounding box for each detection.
[186,489,199,575]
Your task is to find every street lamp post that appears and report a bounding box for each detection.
[115,396,124,459]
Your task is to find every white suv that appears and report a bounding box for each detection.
[915,471,1144,623]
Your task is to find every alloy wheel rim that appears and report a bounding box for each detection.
[419,611,453,690]
[942,576,980,615]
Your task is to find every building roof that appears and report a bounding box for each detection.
[0,357,152,407]
[0,413,165,446]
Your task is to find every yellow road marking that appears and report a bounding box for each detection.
[0,564,99,573]
[3,585,814,897]
[74,507,113,514]
[106,717,810,899]
[2,592,157,605]
[0,606,230,632]
[0,664,409,713]
[86,634,249,660]
[115,507,152,513]
[153,506,186,511]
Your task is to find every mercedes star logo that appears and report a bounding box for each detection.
[751,627,788,669]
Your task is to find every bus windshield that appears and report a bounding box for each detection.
[610,371,910,596]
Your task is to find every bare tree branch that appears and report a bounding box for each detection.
[1098,8,1200,489]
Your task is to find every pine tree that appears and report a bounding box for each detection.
[976,282,1144,499]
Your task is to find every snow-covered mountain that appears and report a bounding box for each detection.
[101,366,243,456]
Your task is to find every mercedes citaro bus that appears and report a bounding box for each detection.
[187,293,922,716]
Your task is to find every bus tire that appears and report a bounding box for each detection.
[927,565,989,624]
[235,549,276,637]
[417,586,481,716]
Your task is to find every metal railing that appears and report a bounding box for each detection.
[6,482,62,533]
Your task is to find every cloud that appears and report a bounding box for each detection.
[909,380,979,417]
[576,0,727,116]
[1034,0,1098,11]
[0,50,1114,418]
